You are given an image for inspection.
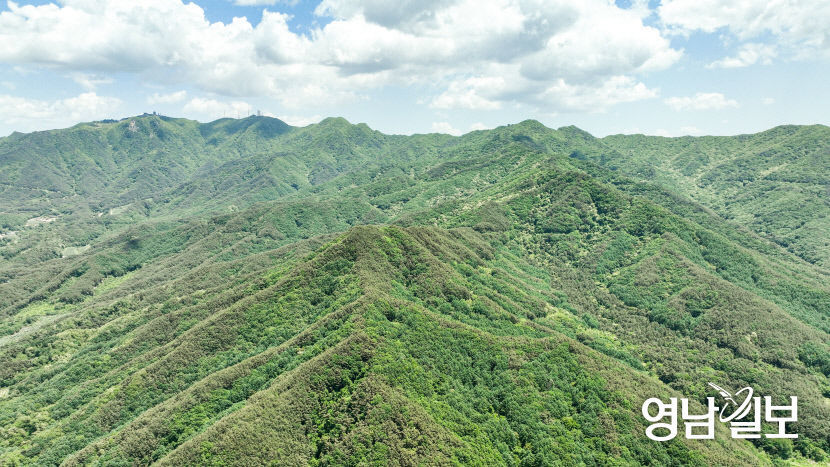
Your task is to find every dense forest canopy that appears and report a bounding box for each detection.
[0,115,827,465]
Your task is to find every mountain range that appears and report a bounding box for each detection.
[0,115,828,465]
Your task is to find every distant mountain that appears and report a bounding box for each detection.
[0,116,827,465]
[600,125,830,267]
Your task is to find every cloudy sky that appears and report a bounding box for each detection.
[0,0,827,137]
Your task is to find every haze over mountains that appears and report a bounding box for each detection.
[0,115,828,465]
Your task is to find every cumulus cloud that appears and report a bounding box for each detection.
[0,1,291,100]
[431,121,462,136]
[707,43,777,68]
[233,0,280,5]
[148,90,187,105]
[469,122,491,131]
[664,92,738,111]
[518,2,679,82]
[316,0,678,111]
[315,0,458,30]
[70,73,114,90]
[648,126,704,137]
[233,0,300,5]
[0,0,681,112]
[183,97,254,119]
[659,0,830,60]
[277,114,322,126]
[430,76,505,110]
[539,76,658,112]
[0,92,121,133]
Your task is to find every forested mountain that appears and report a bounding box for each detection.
[0,115,828,465]
[600,126,830,268]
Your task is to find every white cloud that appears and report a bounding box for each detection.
[315,0,460,30]
[0,92,121,133]
[183,97,253,119]
[317,0,678,111]
[469,122,491,131]
[148,90,187,105]
[70,73,114,90]
[620,126,699,137]
[277,114,322,126]
[664,92,738,111]
[707,43,777,68]
[253,11,313,65]
[648,126,704,137]
[539,76,658,112]
[431,67,659,113]
[0,1,281,98]
[659,0,830,60]
[762,97,776,105]
[518,1,680,82]
[430,77,504,110]
[233,0,299,5]
[0,0,681,113]
[233,0,280,5]
[431,121,462,136]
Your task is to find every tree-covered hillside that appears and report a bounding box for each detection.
[0,116,827,465]
[601,125,830,268]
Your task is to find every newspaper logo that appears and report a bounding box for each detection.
[642,383,797,441]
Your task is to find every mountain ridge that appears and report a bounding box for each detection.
[0,115,828,465]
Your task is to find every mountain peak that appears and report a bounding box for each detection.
[318,116,354,127]
[509,119,548,131]
[199,115,292,141]
[556,125,596,143]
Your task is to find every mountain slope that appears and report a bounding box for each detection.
[0,117,828,465]
[32,226,764,465]
[600,125,830,267]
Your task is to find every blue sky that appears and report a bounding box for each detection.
[0,0,827,137]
